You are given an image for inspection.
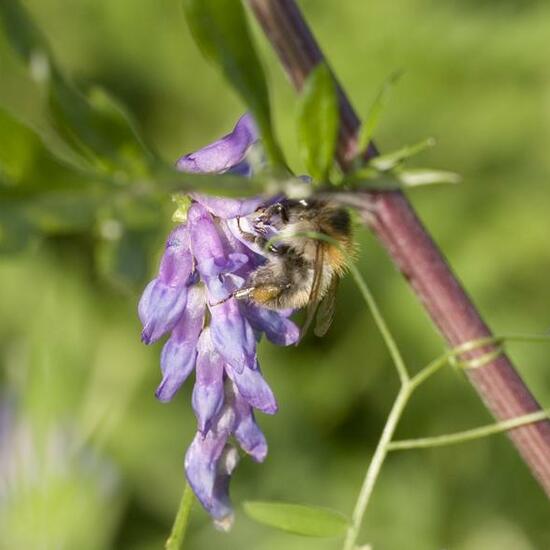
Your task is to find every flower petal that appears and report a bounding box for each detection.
[218,220,265,279]
[158,225,193,287]
[232,386,268,462]
[212,446,239,531]
[192,329,225,434]
[188,202,226,267]
[227,160,252,177]
[138,225,193,344]
[202,252,249,281]
[155,286,206,402]
[185,406,236,522]
[138,279,188,345]
[187,203,248,296]
[210,298,257,373]
[243,304,300,346]
[226,362,278,415]
[176,113,258,174]
[190,193,267,219]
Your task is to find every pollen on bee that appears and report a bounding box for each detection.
[250,286,282,304]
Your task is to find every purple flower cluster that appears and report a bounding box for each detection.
[139,115,299,527]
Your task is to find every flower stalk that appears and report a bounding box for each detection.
[166,482,194,550]
[388,409,550,452]
[342,385,410,550]
[339,317,550,549]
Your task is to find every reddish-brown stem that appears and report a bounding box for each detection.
[248,0,550,496]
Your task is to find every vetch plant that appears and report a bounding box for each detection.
[137,71,450,534]
[2,1,550,549]
[151,1,550,547]
[139,113,299,528]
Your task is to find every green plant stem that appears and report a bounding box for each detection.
[409,337,498,391]
[165,482,194,550]
[342,386,411,550]
[341,333,550,549]
[410,333,550,391]
[388,409,550,451]
[347,261,409,384]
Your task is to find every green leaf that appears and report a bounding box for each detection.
[243,501,349,538]
[47,78,156,174]
[0,203,34,254]
[357,70,403,155]
[26,191,104,233]
[0,0,155,176]
[297,63,339,183]
[0,54,94,173]
[370,137,436,171]
[182,0,286,168]
[349,173,401,190]
[397,168,461,187]
[0,0,51,60]
[348,171,459,191]
[0,105,40,183]
[346,166,460,191]
[0,2,92,171]
[0,187,106,255]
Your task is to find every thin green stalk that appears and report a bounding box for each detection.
[342,386,411,550]
[388,409,550,451]
[165,482,194,550]
[410,333,550,390]
[409,337,499,391]
[455,347,504,370]
[342,332,550,549]
[409,351,454,391]
[347,262,409,384]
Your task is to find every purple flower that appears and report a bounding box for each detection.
[176,113,258,175]
[139,115,298,527]
[138,225,193,345]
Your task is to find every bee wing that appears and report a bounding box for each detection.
[300,242,325,341]
[314,275,339,337]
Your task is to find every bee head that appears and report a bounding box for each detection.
[253,199,314,231]
[252,201,288,233]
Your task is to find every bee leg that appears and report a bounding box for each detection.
[234,283,291,307]
[209,282,287,307]
[236,217,258,242]
[207,287,259,307]
[233,287,254,300]
[236,217,279,254]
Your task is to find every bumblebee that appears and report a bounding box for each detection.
[233,197,354,337]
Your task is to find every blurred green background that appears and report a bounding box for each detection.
[1,0,550,549]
